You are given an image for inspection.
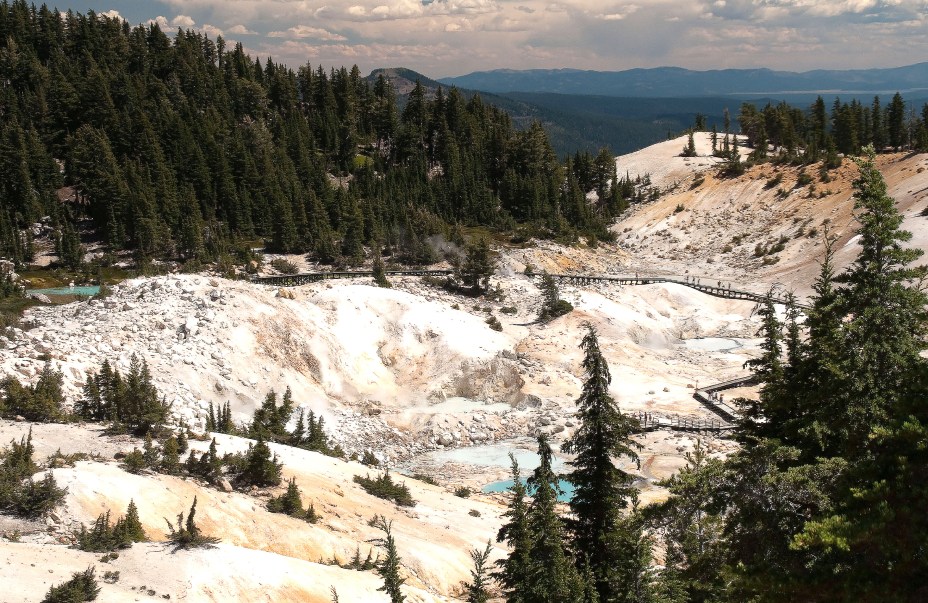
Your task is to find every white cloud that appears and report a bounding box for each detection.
[201,23,224,38]
[171,14,196,28]
[268,25,348,41]
[148,16,170,29]
[227,24,258,35]
[100,10,122,21]
[132,0,928,75]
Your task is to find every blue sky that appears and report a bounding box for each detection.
[58,1,928,77]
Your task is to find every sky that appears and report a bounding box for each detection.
[62,1,928,78]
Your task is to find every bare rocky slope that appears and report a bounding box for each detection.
[2,136,926,602]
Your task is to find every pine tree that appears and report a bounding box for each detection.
[267,477,318,522]
[463,541,493,603]
[537,272,572,322]
[372,245,391,288]
[160,436,180,474]
[166,496,218,549]
[525,435,584,603]
[142,433,159,468]
[887,92,906,150]
[459,236,494,294]
[42,567,100,603]
[373,515,406,603]
[121,499,146,542]
[495,454,532,603]
[649,442,726,603]
[562,324,642,601]
[831,146,926,457]
[237,437,282,487]
[681,132,697,157]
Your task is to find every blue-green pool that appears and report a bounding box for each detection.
[483,478,576,502]
[28,286,101,296]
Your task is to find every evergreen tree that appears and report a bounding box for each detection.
[121,499,146,543]
[680,132,697,157]
[458,236,494,294]
[538,272,572,322]
[166,496,219,549]
[887,92,906,150]
[525,435,585,603]
[42,567,100,603]
[372,245,391,288]
[829,146,926,457]
[373,515,406,603]
[562,324,643,601]
[495,455,532,603]
[237,437,282,487]
[648,442,726,603]
[463,541,493,603]
[267,477,318,522]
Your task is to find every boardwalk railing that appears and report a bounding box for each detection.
[691,375,758,422]
[254,268,806,310]
[252,269,453,287]
[631,410,734,435]
[544,273,807,308]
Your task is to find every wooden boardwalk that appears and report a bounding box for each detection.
[692,375,758,422]
[254,267,806,310]
[546,273,806,308]
[252,269,453,287]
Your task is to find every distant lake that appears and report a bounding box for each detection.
[28,286,100,296]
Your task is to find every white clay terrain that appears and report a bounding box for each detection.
[2,136,926,602]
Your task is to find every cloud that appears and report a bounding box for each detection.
[100,10,122,21]
[268,25,348,41]
[227,24,258,35]
[171,14,196,28]
[121,0,928,76]
[201,23,224,38]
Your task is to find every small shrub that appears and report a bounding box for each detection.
[796,172,813,187]
[469,509,481,517]
[102,570,120,584]
[267,478,319,523]
[722,244,733,253]
[673,204,685,214]
[361,450,380,467]
[42,567,100,603]
[412,473,438,486]
[807,227,819,238]
[270,258,299,275]
[121,448,146,474]
[454,486,472,498]
[690,176,705,189]
[762,256,781,265]
[75,500,147,552]
[500,306,517,315]
[165,497,219,549]
[353,471,415,507]
[7,472,67,518]
[46,450,91,468]
[485,315,502,332]
[764,173,783,189]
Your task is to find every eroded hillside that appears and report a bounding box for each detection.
[614,133,928,295]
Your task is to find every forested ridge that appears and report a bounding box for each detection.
[0,1,631,270]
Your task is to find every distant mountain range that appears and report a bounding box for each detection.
[438,63,928,99]
[368,64,928,157]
